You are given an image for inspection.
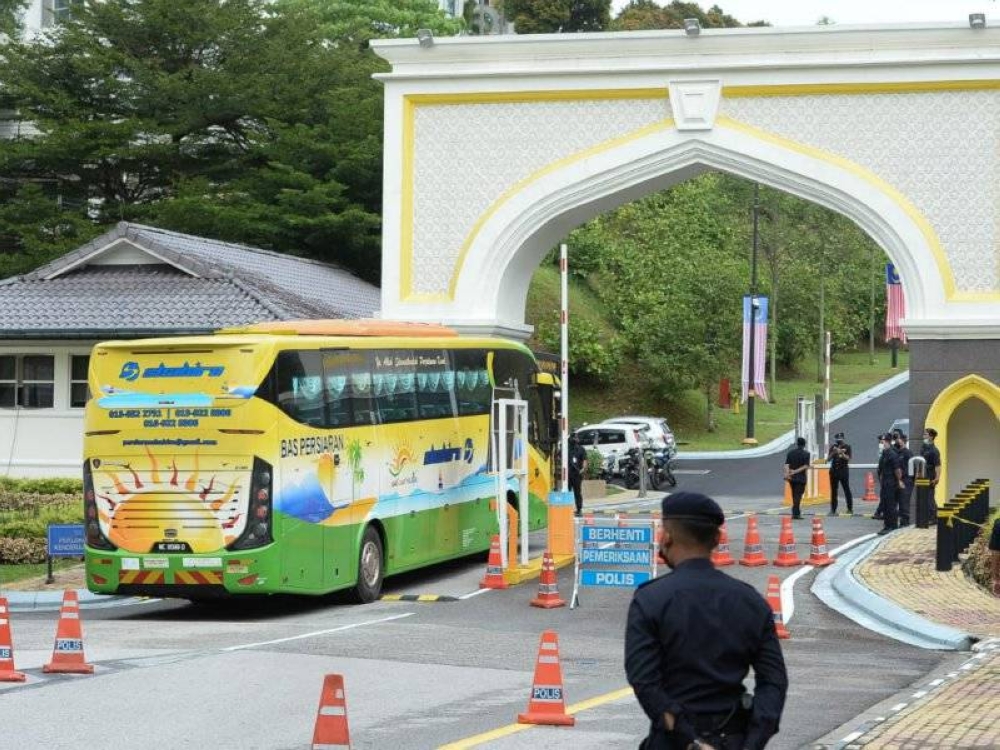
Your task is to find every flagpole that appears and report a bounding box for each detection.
[743,183,760,446]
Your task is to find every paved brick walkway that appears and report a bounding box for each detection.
[840,527,1000,749]
[854,527,1000,638]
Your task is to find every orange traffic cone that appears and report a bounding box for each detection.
[807,517,835,567]
[711,524,735,567]
[311,673,352,749]
[43,590,94,674]
[530,551,566,609]
[765,575,790,639]
[0,597,26,682]
[863,472,878,502]
[479,534,509,589]
[738,514,768,567]
[771,516,803,567]
[517,630,575,726]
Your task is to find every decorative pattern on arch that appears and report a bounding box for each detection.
[450,115,948,334]
[924,374,1000,500]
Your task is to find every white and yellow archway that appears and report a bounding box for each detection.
[373,25,1000,339]
[925,375,1000,500]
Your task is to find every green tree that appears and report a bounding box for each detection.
[613,1,742,31]
[0,0,25,39]
[501,0,611,33]
[1,0,461,283]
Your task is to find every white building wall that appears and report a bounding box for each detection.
[0,341,95,478]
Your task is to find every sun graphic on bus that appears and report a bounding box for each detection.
[388,441,417,477]
[92,449,247,554]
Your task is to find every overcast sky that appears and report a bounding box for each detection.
[610,1,998,27]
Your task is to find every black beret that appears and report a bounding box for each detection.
[834,432,845,440]
[661,492,725,526]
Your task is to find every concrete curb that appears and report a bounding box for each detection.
[677,370,910,461]
[811,534,973,651]
[2,588,139,612]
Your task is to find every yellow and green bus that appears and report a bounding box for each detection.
[83,320,558,602]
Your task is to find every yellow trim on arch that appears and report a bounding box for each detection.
[398,88,669,302]
[723,80,1000,98]
[713,115,963,302]
[925,374,1000,502]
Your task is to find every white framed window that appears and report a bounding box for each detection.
[70,354,90,408]
[44,0,81,26]
[0,354,55,408]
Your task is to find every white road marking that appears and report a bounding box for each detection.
[458,587,492,600]
[222,613,414,651]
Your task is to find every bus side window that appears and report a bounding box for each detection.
[276,350,326,427]
[415,349,456,419]
[373,349,418,424]
[454,349,490,416]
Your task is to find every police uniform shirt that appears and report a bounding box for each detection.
[878,444,901,488]
[785,446,810,484]
[828,441,851,474]
[568,442,588,477]
[625,558,788,750]
[921,442,941,482]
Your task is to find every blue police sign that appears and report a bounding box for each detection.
[580,525,653,544]
[580,569,651,587]
[580,547,651,566]
[47,524,85,558]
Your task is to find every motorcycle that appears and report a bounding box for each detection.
[620,446,677,490]
[646,447,678,489]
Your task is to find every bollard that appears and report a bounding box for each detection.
[935,511,955,571]
[914,478,932,528]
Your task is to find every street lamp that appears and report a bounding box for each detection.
[743,183,761,445]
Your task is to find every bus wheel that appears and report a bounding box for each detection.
[353,525,384,604]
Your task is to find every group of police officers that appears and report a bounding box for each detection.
[874,427,941,535]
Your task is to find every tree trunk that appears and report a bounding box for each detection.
[705,382,716,432]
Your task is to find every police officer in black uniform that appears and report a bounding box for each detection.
[876,433,905,535]
[625,493,788,750]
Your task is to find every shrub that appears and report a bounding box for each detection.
[584,449,604,479]
[962,510,998,590]
[0,477,82,495]
[0,537,48,564]
[0,491,80,513]
[0,498,82,539]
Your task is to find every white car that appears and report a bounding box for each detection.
[573,422,653,475]
[605,415,676,454]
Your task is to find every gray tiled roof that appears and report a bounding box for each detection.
[0,222,381,338]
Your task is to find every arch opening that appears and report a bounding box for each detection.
[447,118,943,338]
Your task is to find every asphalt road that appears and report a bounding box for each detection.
[1,381,950,750]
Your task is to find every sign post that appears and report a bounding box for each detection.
[46,523,85,584]
[571,517,658,608]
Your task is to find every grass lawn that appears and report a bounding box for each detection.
[0,558,82,587]
[573,347,909,452]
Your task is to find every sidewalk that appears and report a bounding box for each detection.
[822,527,1000,749]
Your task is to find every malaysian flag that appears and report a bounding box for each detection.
[885,263,907,343]
[741,295,769,402]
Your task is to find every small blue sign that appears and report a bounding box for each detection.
[580,569,651,588]
[580,525,653,544]
[580,547,652,566]
[47,524,85,557]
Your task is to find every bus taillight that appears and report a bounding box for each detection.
[229,457,273,550]
[83,461,116,551]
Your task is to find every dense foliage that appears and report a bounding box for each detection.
[546,173,890,428]
[0,0,25,38]
[0,0,461,282]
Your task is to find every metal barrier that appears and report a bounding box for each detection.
[935,478,990,572]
